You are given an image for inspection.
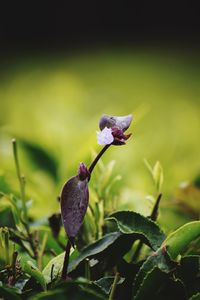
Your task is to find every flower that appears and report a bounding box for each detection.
[97,114,133,145]
[97,127,114,145]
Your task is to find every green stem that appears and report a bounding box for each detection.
[109,271,120,300]
[38,233,48,270]
[12,139,38,258]
[12,139,28,221]
[85,258,91,280]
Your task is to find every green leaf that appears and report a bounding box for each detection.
[144,160,164,193]
[42,248,79,283]
[189,293,200,300]
[133,267,168,300]
[133,221,200,298]
[94,277,115,295]
[21,140,58,181]
[152,161,164,192]
[164,221,200,259]
[29,281,107,300]
[133,249,176,296]
[0,285,21,300]
[177,255,200,297]
[45,232,136,279]
[134,267,187,300]
[0,205,16,228]
[22,260,46,291]
[68,232,121,273]
[106,211,165,250]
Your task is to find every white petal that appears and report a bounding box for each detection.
[97,127,114,145]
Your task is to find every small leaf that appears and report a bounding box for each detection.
[94,277,115,295]
[164,221,200,259]
[22,260,46,291]
[106,211,165,250]
[144,160,164,193]
[60,175,89,245]
[152,161,164,192]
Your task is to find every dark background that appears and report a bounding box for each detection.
[0,2,200,53]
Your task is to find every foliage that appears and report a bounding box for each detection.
[0,114,200,299]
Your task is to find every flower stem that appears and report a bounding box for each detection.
[88,144,111,178]
[109,271,120,300]
[61,240,71,280]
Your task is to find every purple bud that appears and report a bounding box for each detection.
[99,114,133,132]
[78,163,90,181]
[60,174,89,246]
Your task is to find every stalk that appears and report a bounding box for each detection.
[88,144,111,177]
[61,240,71,280]
[38,233,48,270]
[109,271,120,300]
[12,139,28,221]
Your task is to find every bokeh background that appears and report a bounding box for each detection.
[0,3,200,231]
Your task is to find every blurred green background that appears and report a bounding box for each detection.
[0,46,200,229]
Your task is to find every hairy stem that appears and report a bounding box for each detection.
[61,240,71,280]
[88,144,111,177]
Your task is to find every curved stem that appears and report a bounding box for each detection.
[88,144,111,178]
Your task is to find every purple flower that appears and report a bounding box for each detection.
[97,114,133,145]
[97,127,114,145]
